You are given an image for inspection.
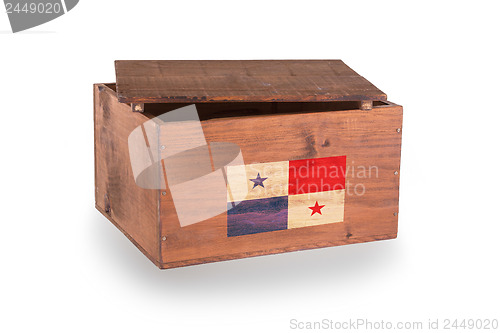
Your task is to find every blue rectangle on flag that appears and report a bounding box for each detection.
[227,196,288,237]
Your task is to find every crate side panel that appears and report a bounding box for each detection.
[94,84,160,264]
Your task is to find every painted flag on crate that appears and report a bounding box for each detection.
[226,156,346,237]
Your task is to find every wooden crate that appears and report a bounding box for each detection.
[94,60,403,269]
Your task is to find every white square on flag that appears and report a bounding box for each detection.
[288,189,345,229]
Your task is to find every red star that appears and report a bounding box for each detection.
[308,201,325,216]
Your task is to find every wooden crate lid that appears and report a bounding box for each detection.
[115,60,386,104]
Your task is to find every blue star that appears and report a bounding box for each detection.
[249,173,268,188]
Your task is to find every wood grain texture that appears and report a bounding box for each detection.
[94,84,161,264]
[115,60,387,104]
[158,102,403,267]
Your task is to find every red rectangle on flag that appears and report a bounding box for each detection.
[288,156,346,195]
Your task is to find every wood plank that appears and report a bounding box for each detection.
[115,60,387,104]
[158,233,397,269]
[158,103,402,267]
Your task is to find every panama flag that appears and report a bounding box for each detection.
[225,156,346,237]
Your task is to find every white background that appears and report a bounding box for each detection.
[1,1,499,332]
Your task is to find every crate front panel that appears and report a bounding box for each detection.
[159,104,402,267]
